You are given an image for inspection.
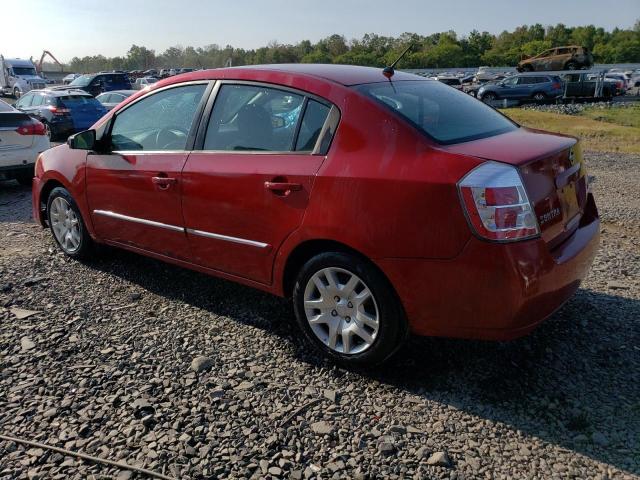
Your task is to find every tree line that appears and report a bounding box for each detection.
[64,21,640,73]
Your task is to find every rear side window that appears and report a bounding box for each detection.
[295,100,330,151]
[31,94,44,107]
[204,84,304,151]
[59,95,102,108]
[356,80,517,144]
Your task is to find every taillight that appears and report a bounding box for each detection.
[552,82,561,89]
[458,162,540,242]
[16,119,47,136]
[47,106,70,116]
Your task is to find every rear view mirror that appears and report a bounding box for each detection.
[68,129,96,150]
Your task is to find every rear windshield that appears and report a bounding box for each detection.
[355,80,517,144]
[59,95,103,108]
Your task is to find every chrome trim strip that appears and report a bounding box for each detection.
[186,228,269,248]
[93,210,184,232]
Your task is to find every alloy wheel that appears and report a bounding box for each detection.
[49,197,81,253]
[303,267,379,355]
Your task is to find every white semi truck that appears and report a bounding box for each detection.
[0,56,47,98]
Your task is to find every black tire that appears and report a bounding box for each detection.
[481,92,497,103]
[15,168,34,186]
[565,61,578,71]
[533,92,546,103]
[521,64,534,72]
[292,252,407,367]
[46,187,95,259]
[41,120,53,142]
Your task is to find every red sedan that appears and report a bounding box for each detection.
[32,64,600,366]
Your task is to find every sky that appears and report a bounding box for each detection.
[1,0,638,62]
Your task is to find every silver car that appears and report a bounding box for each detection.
[96,90,136,111]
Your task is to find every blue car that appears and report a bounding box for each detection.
[13,89,107,141]
[478,74,564,103]
[65,73,132,97]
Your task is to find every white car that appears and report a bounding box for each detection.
[0,100,50,185]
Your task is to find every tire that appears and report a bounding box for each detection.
[46,187,95,259]
[481,92,497,103]
[15,168,34,187]
[292,252,407,367]
[13,88,21,99]
[41,120,53,141]
[565,61,578,71]
[521,64,534,72]
[533,92,546,103]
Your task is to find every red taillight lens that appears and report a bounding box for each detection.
[552,82,561,89]
[458,162,540,242]
[16,119,46,136]
[48,106,70,116]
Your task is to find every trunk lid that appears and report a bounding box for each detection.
[0,112,34,150]
[443,127,588,247]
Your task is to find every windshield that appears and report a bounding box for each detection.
[12,67,37,76]
[355,80,517,144]
[69,75,94,87]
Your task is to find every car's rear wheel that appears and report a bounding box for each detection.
[293,252,406,366]
[482,92,497,103]
[533,92,546,103]
[565,61,578,71]
[47,187,94,259]
[41,120,53,141]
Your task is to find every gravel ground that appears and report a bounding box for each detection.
[0,152,638,480]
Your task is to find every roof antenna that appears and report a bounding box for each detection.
[383,43,414,79]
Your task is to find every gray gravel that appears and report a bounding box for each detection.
[1,151,639,479]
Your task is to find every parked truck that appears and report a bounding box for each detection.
[0,56,47,99]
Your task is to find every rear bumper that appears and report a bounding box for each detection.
[0,162,34,180]
[379,193,600,340]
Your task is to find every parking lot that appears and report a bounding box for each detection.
[0,148,638,478]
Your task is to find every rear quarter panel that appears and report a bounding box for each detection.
[285,89,480,261]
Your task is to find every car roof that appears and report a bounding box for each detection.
[31,88,94,97]
[177,64,425,87]
[105,90,136,95]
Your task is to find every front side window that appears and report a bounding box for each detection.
[110,84,206,151]
[502,77,518,86]
[204,84,304,151]
[356,80,517,145]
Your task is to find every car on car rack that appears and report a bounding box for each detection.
[32,64,600,366]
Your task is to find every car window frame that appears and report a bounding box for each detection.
[102,80,214,154]
[193,80,340,156]
[15,93,34,109]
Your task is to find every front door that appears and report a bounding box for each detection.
[182,83,334,284]
[86,82,209,261]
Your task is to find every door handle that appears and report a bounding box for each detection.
[152,176,177,189]
[265,181,302,193]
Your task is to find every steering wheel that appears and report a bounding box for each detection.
[155,126,189,150]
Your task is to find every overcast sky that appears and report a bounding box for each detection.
[2,0,638,62]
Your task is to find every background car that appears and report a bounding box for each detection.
[62,73,81,85]
[562,73,618,99]
[66,73,132,97]
[605,72,630,92]
[478,74,564,103]
[0,99,49,185]
[32,64,599,366]
[436,76,463,90]
[517,45,593,72]
[13,89,107,141]
[133,77,159,90]
[96,90,136,111]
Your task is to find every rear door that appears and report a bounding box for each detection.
[86,82,210,260]
[181,82,337,284]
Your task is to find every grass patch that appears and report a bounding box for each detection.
[503,108,640,154]
[579,104,640,128]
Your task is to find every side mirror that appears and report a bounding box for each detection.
[68,129,96,150]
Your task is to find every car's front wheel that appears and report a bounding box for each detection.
[292,252,406,366]
[47,187,94,259]
[481,92,497,103]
